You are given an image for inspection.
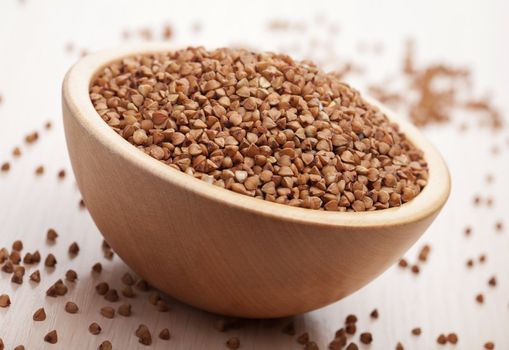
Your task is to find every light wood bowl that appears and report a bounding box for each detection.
[62,44,450,318]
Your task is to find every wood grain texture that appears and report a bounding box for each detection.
[1,0,509,349]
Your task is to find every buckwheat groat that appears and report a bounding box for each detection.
[90,47,428,211]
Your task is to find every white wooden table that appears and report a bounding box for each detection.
[1,0,508,349]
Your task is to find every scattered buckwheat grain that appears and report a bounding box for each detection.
[488,276,497,287]
[44,330,58,344]
[159,328,171,340]
[29,270,41,283]
[99,340,112,350]
[25,131,39,144]
[89,322,102,335]
[118,303,132,316]
[0,294,11,307]
[447,333,458,344]
[305,341,319,350]
[44,253,57,267]
[359,332,373,344]
[476,293,484,304]
[68,242,80,256]
[346,343,359,350]
[104,289,119,302]
[9,250,21,264]
[12,240,23,251]
[100,306,115,319]
[65,269,78,282]
[136,279,150,291]
[282,321,295,335]
[96,282,110,295]
[135,324,152,345]
[33,307,46,321]
[65,301,79,314]
[398,259,408,268]
[121,285,135,298]
[47,228,58,242]
[484,341,495,349]
[122,272,135,285]
[297,332,310,344]
[92,262,102,273]
[411,327,421,336]
[0,162,10,172]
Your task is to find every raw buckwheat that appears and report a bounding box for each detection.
[90,47,428,211]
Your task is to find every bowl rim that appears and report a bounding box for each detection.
[62,43,451,229]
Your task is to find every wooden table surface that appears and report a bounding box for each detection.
[1,0,508,349]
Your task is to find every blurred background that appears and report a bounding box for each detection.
[0,0,508,349]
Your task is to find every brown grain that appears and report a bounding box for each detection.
[398,259,408,268]
[0,162,10,172]
[46,228,58,242]
[65,269,78,282]
[44,253,57,267]
[89,322,102,335]
[35,165,44,175]
[226,337,240,349]
[104,289,119,302]
[121,272,135,285]
[99,340,112,350]
[25,131,38,144]
[121,285,135,298]
[281,321,295,335]
[65,301,79,314]
[447,333,458,344]
[118,303,132,316]
[100,306,115,319]
[488,276,497,287]
[135,324,152,345]
[297,332,309,344]
[44,330,58,344]
[96,282,110,295]
[359,332,373,344]
[346,343,359,350]
[159,328,170,340]
[92,262,102,273]
[91,47,428,212]
[0,294,11,307]
[12,240,23,251]
[68,242,80,256]
[33,307,46,321]
[475,293,484,304]
[484,341,495,349]
[29,270,41,283]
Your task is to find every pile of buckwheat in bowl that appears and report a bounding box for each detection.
[90,47,428,212]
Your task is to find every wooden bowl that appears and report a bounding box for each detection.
[62,44,450,318]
